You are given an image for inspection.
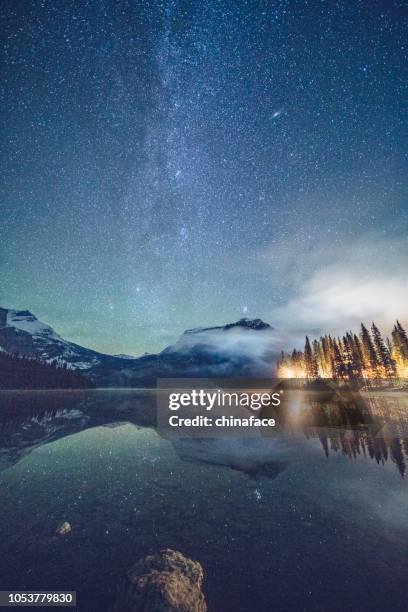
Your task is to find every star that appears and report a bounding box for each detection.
[272,108,284,119]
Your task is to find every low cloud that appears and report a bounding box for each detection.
[267,232,408,344]
[168,323,285,362]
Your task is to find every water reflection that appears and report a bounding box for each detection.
[0,388,407,477]
[0,389,408,611]
[272,387,408,477]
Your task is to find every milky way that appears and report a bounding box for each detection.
[1,0,407,354]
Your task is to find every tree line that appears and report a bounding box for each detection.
[277,320,408,379]
[0,351,93,389]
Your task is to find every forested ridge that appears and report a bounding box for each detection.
[0,351,93,389]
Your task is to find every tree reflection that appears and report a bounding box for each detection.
[280,384,408,477]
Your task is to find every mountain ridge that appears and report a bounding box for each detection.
[0,307,279,387]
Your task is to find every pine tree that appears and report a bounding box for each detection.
[294,349,305,376]
[360,323,378,375]
[396,321,408,349]
[304,336,318,378]
[312,339,323,376]
[394,321,408,364]
[332,339,346,379]
[327,335,337,377]
[342,334,354,377]
[353,334,365,370]
[348,333,364,376]
[371,323,396,377]
[321,336,330,371]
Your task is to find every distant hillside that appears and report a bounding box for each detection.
[0,352,93,389]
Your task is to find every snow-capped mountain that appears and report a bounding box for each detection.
[0,308,281,386]
[0,308,113,371]
[165,318,277,356]
[112,317,281,385]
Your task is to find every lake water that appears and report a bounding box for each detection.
[0,389,407,611]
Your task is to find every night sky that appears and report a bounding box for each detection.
[1,0,407,355]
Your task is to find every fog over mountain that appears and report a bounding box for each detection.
[0,308,282,386]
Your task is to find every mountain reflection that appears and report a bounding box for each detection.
[0,388,407,476]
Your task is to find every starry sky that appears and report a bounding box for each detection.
[1,0,407,355]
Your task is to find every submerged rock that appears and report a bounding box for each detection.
[55,521,72,536]
[114,548,207,612]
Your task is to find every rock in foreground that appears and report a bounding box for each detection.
[55,521,72,536]
[114,548,207,612]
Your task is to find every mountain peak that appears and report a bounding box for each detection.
[0,308,36,330]
[0,306,105,369]
[223,318,272,331]
[183,318,272,336]
[164,317,276,358]
[1,308,60,339]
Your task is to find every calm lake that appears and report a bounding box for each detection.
[0,389,407,611]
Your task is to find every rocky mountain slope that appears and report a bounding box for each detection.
[0,308,280,387]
